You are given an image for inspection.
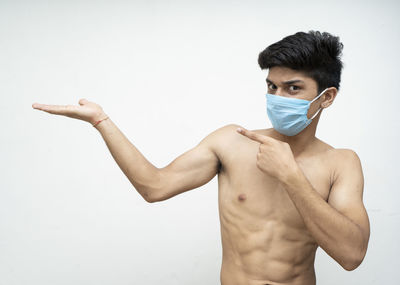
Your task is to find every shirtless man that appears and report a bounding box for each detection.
[32,30,370,285]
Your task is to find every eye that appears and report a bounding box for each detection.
[267,83,277,90]
[289,85,300,91]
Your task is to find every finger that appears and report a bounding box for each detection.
[236,127,271,144]
[79,98,89,106]
[32,103,76,116]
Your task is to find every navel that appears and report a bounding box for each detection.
[238,193,247,201]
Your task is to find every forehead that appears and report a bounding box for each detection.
[267,66,317,88]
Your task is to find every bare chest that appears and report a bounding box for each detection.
[216,139,332,238]
[214,130,333,282]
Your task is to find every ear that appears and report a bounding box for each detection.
[321,87,338,108]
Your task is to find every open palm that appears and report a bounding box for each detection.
[32,98,106,125]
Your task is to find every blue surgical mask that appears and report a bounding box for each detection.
[265,88,329,136]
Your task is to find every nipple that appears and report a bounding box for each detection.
[238,193,247,201]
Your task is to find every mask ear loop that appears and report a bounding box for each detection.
[310,88,329,104]
[308,88,329,121]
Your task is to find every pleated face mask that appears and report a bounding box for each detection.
[265,88,329,136]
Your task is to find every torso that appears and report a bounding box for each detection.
[215,125,336,285]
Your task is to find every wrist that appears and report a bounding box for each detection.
[92,112,109,128]
[281,164,303,187]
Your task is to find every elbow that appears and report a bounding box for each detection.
[132,184,159,203]
[142,188,160,203]
[342,260,361,271]
[144,195,157,203]
[139,170,165,203]
[142,183,164,203]
[342,247,367,271]
[342,228,369,271]
[130,184,157,203]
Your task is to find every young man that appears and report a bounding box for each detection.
[32,30,370,285]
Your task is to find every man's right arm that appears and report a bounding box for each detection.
[95,117,225,203]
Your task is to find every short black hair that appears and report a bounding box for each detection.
[258,31,344,94]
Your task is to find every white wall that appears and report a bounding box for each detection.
[1,0,399,284]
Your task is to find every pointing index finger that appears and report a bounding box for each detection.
[236,127,270,144]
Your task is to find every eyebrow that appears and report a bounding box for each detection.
[266,78,305,85]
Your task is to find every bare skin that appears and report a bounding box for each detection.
[32,66,370,285]
[216,125,331,284]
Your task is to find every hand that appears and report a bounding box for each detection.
[32,98,107,125]
[237,127,299,182]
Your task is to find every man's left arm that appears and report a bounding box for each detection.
[236,127,370,271]
[282,149,370,271]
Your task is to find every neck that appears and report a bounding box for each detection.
[269,112,322,157]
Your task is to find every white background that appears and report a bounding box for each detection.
[1,0,399,284]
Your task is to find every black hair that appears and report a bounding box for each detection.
[258,31,344,94]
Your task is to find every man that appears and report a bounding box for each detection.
[32,30,370,285]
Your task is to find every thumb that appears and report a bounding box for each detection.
[79,98,89,106]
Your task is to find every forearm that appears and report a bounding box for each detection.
[94,115,160,202]
[282,167,364,270]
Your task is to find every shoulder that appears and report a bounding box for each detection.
[314,137,361,164]
[200,123,253,163]
[201,123,241,142]
[326,148,363,183]
[327,148,362,165]
[198,123,243,151]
